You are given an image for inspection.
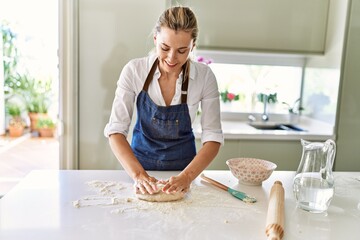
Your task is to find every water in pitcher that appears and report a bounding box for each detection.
[293,172,334,213]
[293,139,336,213]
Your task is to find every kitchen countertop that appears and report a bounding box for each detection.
[0,170,359,240]
[193,115,335,141]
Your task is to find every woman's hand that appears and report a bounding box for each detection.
[134,175,159,194]
[162,173,192,194]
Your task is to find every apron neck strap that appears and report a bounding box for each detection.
[143,58,189,104]
[143,58,159,92]
[181,61,190,104]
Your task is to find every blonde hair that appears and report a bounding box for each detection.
[154,6,198,45]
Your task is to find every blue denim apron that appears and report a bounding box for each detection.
[131,59,196,170]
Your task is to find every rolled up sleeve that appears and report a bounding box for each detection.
[199,68,224,145]
[104,63,137,138]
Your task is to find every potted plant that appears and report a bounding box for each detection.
[282,98,305,123]
[36,117,56,138]
[1,23,52,132]
[6,102,26,137]
[220,90,241,103]
[15,74,53,131]
[282,98,304,115]
[257,92,278,104]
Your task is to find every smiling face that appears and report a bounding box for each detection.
[154,27,194,75]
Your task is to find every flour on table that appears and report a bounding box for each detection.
[135,183,185,202]
[72,179,259,224]
[87,180,125,196]
[71,180,128,208]
[73,200,80,208]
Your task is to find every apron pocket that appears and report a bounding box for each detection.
[150,117,179,139]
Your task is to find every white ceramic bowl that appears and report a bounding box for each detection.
[226,158,277,185]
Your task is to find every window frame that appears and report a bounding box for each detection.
[195,49,306,121]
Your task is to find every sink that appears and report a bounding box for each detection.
[249,122,305,132]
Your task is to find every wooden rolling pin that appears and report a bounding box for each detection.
[265,181,285,240]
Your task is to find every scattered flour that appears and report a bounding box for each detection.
[72,200,80,208]
[72,180,260,223]
[87,180,125,196]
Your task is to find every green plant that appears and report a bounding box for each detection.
[1,21,20,100]
[15,74,52,113]
[257,92,278,104]
[220,90,241,103]
[1,22,52,114]
[6,102,22,117]
[282,98,304,114]
[5,102,26,128]
[36,117,56,129]
[1,23,25,114]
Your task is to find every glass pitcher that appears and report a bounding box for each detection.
[293,139,336,213]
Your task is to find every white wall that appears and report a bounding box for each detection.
[335,0,360,171]
[78,0,165,169]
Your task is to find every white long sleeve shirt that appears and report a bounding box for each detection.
[104,54,224,145]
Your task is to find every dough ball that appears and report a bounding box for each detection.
[135,183,185,202]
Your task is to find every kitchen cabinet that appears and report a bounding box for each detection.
[189,0,329,54]
[194,116,334,171]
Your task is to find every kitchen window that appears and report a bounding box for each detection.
[210,63,303,114]
[195,50,305,117]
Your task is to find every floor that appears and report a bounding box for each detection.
[0,132,59,197]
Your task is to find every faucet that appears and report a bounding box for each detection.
[261,95,269,122]
[248,94,270,122]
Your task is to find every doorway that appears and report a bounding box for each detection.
[0,0,59,196]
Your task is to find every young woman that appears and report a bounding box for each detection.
[104,6,223,195]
